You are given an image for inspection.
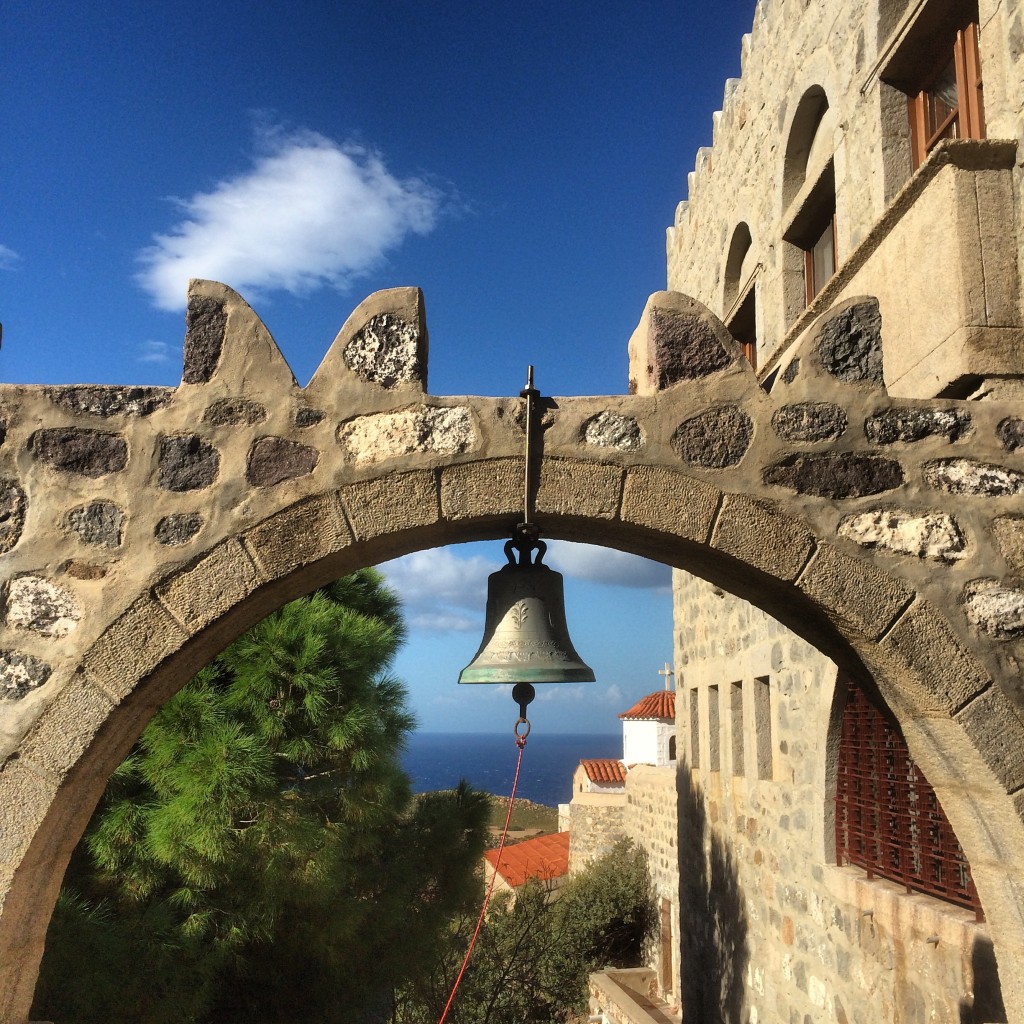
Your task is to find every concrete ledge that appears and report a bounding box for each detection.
[590,967,679,1024]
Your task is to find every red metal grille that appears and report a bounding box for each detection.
[835,678,982,918]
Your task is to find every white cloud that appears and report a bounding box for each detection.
[0,244,21,270]
[136,127,441,311]
[137,340,176,365]
[546,541,670,590]
[603,683,624,706]
[408,610,478,633]
[382,548,492,634]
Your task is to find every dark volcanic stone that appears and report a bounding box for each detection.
[0,650,52,700]
[47,385,171,417]
[0,479,27,554]
[155,512,204,546]
[247,436,320,487]
[294,407,326,427]
[781,359,801,384]
[29,427,128,477]
[66,500,124,548]
[158,434,220,491]
[203,398,267,426]
[183,296,227,384]
[772,402,848,442]
[997,417,1024,452]
[817,301,883,384]
[865,407,972,444]
[764,453,904,497]
[650,308,731,388]
[672,405,753,468]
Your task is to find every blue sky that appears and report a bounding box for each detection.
[3,0,754,732]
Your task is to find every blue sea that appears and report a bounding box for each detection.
[401,732,621,808]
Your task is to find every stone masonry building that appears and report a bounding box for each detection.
[655,0,1024,1022]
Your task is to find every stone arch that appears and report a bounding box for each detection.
[2,282,1024,1020]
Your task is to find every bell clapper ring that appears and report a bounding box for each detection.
[512,682,535,745]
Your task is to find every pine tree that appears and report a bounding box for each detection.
[34,571,491,1024]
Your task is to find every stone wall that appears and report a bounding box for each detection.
[568,794,627,873]
[623,766,680,1003]
[674,570,1005,1024]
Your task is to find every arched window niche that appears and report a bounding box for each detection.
[723,222,758,370]
[781,86,838,322]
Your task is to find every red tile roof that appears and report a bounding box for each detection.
[485,831,570,888]
[619,690,676,721]
[580,758,627,784]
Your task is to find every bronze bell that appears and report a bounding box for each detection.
[459,537,596,685]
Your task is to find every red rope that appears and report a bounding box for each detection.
[437,733,527,1024]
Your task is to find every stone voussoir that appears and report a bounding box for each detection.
[339,470,440,541]
[620,466,720,543]
[879,599,991,713]
[243,493,352,580]
[81,598,189,703]
[20,673,114,778]
[536,459,623,520]
[0,761,58,864]
[155,539,263,634]
[797,543,914,640]
[440,459,524,522]
[711,494,816,581]
[956,686,1024,793]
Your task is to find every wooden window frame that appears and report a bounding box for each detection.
[803,209,837,307]
[907,21,985,169]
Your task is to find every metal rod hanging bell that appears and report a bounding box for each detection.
[458,539,596,685]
